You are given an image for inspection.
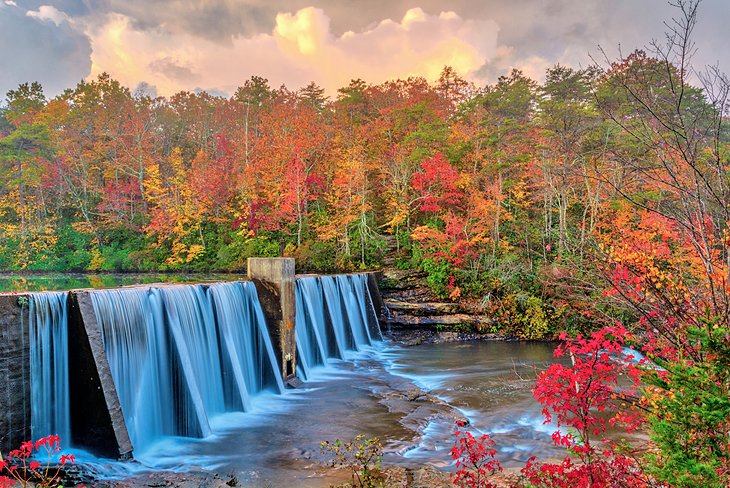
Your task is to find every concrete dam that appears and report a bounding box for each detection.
[0,258,383,460]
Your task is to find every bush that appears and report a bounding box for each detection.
[321,435,384,488]
[495,292,557,340]
[450,422,502,488]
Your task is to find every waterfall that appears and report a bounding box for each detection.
[352,274,383,341]
[295,274,381,378]
[207,281,284,410]
[294,280,328,380]
[29,292,70,442]
[23,272,380,458]
[92,287,183,452]
[336,275,372,347]
[91,282,282,455]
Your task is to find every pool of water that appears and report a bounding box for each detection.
[79,340,565,487]
[382,340,566,467]
[0,273,242,293]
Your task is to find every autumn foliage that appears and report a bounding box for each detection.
[450,423,502,488]
[1,2,729,485]
[0,435,76,488]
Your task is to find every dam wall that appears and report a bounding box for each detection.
[0,262,382,457]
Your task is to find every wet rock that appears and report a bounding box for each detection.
[385,327,509,346]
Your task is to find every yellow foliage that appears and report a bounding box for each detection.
[87,249,104,271]
[186,244,205,263]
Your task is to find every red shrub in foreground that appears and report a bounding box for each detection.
[524,325,652,487]
[0,435,77,488]
[450,422,502,488]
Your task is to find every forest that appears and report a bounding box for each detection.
[0,2,729,485]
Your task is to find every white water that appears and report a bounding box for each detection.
[295,274,381,379]
[207,281,284,407]
[90,282,283,456]
[29,291,70,442]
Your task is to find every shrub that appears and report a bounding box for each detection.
[450,423,502,488]
[321,435,384,488]
[524,325,649,487]
[0,435,77,488]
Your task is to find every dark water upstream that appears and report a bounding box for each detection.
[0,273,241,293]
[81,340,564,487]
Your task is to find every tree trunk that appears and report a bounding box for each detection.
[17,159,25,237]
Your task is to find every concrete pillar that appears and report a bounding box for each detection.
[0,294,31,453]
[247,258,297,384]
[68,291,133,459]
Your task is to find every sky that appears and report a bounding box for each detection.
[1,0,729,100]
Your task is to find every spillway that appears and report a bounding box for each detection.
[295,274,382,379]
[90,282,283,455]
[7,269,383,462]
[29,291,70,442]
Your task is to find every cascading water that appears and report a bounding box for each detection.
[29,292,70,442]
[91,282,282,455]
[295,274,382,379]
[207,281,284,410]
[92,287,183,452]
[294,280,328,380]
[22,271,381,470]
[336,275,372,347]
[352,274,383,341]
[320,276,356,353]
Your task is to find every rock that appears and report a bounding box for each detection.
[383,299,461,316]
[377,261,498,337]
[381,313,494,328]
[380,269,429,289]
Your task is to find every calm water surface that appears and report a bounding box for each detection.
[0,273,242,293]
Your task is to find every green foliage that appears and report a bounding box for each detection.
[434,323,475,333]
[642,319,730,488]
[214,233,281,271]
[349,226,386,269]
[495,292,556,339]
[293,239,341,272]
[320,435,384,488]
[420,257,451,299]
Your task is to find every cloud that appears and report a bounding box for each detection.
[0,2,91,100]
[26,5,69,26]
[85,7,499,96]
[1,0,729,99]
[148,57,200,83]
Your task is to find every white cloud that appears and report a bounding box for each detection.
[26,5,69,26]
[85,7,500,96]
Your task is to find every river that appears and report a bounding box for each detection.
[81,340,563,487]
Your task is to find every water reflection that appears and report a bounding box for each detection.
[0,273,242,293]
